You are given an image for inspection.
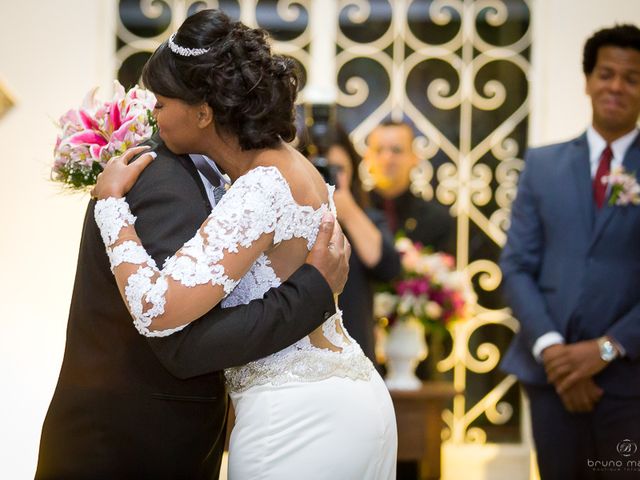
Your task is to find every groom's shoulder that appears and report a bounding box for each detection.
[522,135,585,175]
[128,142,198,201]
[527,134,584,159]
[138,142,190,181]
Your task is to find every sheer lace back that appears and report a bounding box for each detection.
[222,167,353,352]
[218,167,373,392]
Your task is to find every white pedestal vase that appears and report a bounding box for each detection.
[384,317,428,390]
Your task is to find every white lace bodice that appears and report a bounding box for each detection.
[95,165,373,393]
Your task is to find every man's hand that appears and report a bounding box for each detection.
[558,377,603,413]
[543,341,608,394]
[306,213,351,294]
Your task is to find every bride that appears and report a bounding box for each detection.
[91,9,397,480]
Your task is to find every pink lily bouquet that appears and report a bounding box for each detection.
[374,237,476,332]
[52,81,157,190]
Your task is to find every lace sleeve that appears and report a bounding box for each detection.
[94,167,284,337]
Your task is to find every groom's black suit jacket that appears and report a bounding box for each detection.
[35,139,335,479]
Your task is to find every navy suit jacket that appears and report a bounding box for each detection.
[500,132,640,397]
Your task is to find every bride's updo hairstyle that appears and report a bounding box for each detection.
[142,9,299,150]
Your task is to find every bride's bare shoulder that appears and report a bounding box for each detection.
[285,147,329,208]
[261,145,328,209]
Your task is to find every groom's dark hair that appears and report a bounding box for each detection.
[142,9,300,151]
[583,24,640,75]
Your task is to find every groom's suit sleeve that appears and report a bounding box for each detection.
[124,154,336,379]
[500,149,561,351]
[608,304,640,360]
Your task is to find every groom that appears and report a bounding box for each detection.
[35,134,350,479]
[501,25,640,479]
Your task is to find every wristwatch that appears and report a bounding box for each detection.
[597,336,619,362]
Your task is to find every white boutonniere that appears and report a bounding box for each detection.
[602,166,640,206]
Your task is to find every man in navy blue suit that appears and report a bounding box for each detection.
[501,25,640,479]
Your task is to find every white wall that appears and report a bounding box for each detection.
[0,1,115,478]
[529,0,640,146]
[1,1,639,478]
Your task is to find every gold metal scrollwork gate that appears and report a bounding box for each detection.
[337,0,530,446]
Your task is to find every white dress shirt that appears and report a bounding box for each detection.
[586,126,638,178]
[531,126,639,361]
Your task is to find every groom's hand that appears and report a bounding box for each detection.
[543,341,608,394]
[558,377,603,413]
[306,213,351,294]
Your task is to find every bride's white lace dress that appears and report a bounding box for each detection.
[94,166,397,479]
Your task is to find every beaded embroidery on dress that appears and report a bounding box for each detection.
[94,165,374,390]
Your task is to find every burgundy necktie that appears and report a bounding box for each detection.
[593,145,612,209]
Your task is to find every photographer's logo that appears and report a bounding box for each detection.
[588,439,639,472]
[617,439,638,458]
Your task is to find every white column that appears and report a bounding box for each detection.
[305,0,338,103]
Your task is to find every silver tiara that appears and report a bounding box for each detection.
[167,33,210,57]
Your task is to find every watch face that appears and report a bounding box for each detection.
[601,340,616,361]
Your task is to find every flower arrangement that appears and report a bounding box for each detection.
[603,166,640,206]
[52,81,157,190]
[374,237,476,333]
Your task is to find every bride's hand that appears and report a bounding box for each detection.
[91,146,156,200]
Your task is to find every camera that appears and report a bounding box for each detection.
[309,150,340,186]
[305,103,340,185]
